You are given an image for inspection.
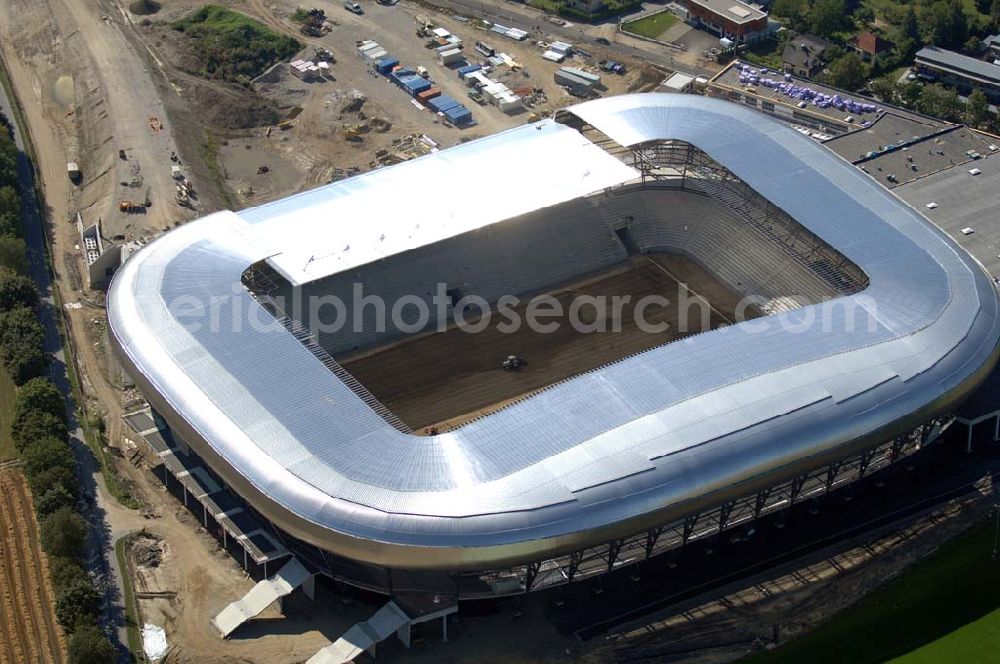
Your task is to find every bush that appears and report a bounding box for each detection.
[12,409,68,453]
[55,577,102,633]
[27,463,77,497]
[40,506,87,559]
[49,556,88,594]
[35,483,78,517]
[0,237,28,273]
[14,377,66,423]
[0,305,49,384]
[0,268,38,310]
[67,625,115,664]
[172,5,302,85]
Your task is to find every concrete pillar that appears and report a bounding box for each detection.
[994,415,999,442]
[442,614,448,643]
[203,504,208,528]
[396,622,411,648]
[183,485,188,507]
[968,423,974,454]
[302,574,316,602]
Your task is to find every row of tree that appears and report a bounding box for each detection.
[0,116,48,385]
[14,380,115,662]
[0,115,114,662]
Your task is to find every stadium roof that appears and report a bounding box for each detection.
[108,94,1000,570]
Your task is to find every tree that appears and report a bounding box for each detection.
[902,6,920,41]
[40,506,87,559]
[0,237,28,274]
[0,268,38,311]
[923,0,970,49]
[917,83,964,121]
[827,54,867,91]
[27,464,78,502]
[967,88,991,127]
[14,377,66,423]
[0,305,48,384]
[35,483,77,517]
[21,436,75,479]
[55,577,101,633]
[771,0,809,31]
[965,35,984,54]
[67,625,115,664]
[810,0,851,37]
[870,75,901,104]
[49,556,88,594]
[11,409,68,453]
[977,0,992,13]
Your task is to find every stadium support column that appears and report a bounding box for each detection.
[303,574,316,601]
[968,423,974,454]
[994,415,999,442]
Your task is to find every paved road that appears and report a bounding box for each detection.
[421,0,716,78]
[0,66,130,661]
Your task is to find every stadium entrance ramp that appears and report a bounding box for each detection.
[212,557,312,638]
[307,599,456,663]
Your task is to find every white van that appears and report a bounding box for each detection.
[343,0,363,13]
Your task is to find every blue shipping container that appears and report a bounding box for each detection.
[456,63,481,77]
[445,105,472,125]
[401,76,432,95]
[376,57,399,74]
[429,95,460,112]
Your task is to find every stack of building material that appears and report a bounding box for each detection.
[289,59,321,80]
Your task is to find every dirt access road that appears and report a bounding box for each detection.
[0,467,67,664]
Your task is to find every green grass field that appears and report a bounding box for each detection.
[740,517,1000,664]
[0,367,17,461]
[891,605,1000,663]
[621,11,679,40]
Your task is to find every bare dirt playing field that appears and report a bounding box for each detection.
[0,466,67,664]
[342,254,750,431]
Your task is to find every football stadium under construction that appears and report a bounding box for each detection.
[110,94,1000,652]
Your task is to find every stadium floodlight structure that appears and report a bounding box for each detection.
[108,94,1000,596]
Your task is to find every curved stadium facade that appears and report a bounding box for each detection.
[110,94,1000,598]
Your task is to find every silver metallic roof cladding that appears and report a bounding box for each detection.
[107,94,1000,570]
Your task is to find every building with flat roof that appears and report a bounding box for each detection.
[684,0,768,43]
[915,46,1000,103]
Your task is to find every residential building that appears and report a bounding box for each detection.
[915,46,1000,104]
[781,34,833,78]
[850,31,893,62]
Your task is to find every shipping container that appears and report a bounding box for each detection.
[363,48,388,64]
[375,56,399,74]
[555,69,595,90]
[444,105,473,125]
[438,48,464,66]
[560,67,600,84]
[416,87,441,102]
[456,63,482,77]
[402,76,432,95]
[428,95,460,112]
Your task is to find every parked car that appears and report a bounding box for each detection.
[595,37,611,45]
[343,0,363,13]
